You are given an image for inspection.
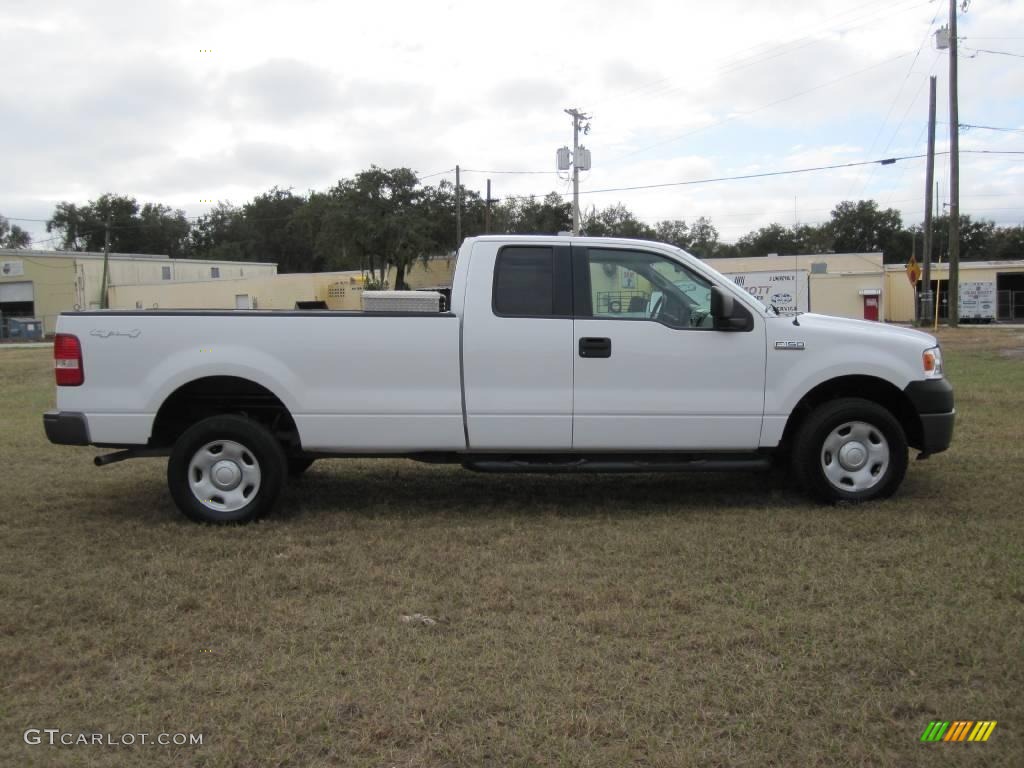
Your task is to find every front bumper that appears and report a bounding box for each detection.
[43,410,90,446]
[918,410,955,455]
[903,379,955,455]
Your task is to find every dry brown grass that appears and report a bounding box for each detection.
[1,326,1022,767]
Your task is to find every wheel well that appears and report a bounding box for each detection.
[779,375,922,453]
[150,376,300,451]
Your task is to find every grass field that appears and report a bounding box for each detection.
[1,327,1022,767]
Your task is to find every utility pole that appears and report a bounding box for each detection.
[485,178,492,234]
[947,0,964,327]
[921,75,937,325]
[564,108,591,235]
[100,214,111,309]
[455,164,462,248]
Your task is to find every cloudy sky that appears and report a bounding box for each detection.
[4,0,1023,247]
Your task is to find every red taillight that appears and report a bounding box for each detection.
[54,333,84,386]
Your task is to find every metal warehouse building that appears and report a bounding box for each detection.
[885,261,1024,323]
[0,249,276,336]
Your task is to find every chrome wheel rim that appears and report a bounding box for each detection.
[820,421,889,493]
[188,439,261,512]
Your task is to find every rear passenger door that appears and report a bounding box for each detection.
[461,241,574,450]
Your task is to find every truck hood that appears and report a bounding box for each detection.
[778,313,938,347]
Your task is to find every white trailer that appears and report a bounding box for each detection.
[959,281,995,323]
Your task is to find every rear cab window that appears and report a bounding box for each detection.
[492,245,572,318]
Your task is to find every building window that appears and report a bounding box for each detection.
[161,266,171,280]
[211,267,220,278]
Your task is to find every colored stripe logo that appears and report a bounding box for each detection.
[920,721,997,742]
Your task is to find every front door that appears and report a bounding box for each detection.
[572,246,767,450]
[863,295,879,321]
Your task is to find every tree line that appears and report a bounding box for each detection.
[5,166,1021,285]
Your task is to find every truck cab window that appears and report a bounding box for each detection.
[586,249,713,329]
[493,247,555,317]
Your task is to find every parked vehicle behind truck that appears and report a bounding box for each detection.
[44,236,955,523]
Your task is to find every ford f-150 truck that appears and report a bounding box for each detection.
[44,235,954,523]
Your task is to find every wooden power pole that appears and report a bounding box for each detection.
[921,75,937,325]
[455,164,462,248]
[485,178,492,234]
[947,0,961,326]
[100,215,111,309]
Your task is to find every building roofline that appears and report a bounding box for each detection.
[107,269,369,288]
[0,248,276,267]
[883,260,1024,270]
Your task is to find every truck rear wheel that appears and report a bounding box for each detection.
[167,414,287,523]
[792,398,908,503]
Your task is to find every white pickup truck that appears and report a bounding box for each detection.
[44,235,954,523]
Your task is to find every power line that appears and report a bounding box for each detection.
[959,123,1024,133]
[416,168,455,180]
[493,149,1023,204]
[461,168,554,175]
[962,46,1024,59]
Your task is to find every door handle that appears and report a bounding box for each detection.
[579,337,612,358]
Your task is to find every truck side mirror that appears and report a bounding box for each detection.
[711,285,753,331]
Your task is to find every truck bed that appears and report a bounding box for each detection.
[55,310,466,451]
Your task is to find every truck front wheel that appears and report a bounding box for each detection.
[167,414,287,523]
[792,398,908,503]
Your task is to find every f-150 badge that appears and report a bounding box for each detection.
[90,329,141,339]
[775,341,805,350]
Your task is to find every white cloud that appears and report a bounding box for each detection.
[4,0,1023,246]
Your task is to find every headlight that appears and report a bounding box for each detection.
[923,346,944,379]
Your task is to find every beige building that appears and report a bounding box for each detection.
[703,253,886,321]
[107,255,458,313]
[0,249,276,335]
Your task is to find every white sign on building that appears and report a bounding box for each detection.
[1,260,25,278]
[723,270,809,314]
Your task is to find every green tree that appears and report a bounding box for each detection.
[828,200,903,254]
[46,202,88,250]
[791,223,834,255]
[736,223,800,257]
[241,187,311,273]
[327,167,433,288]
[990,224,1024,260]
[0,214,31,248]
[581,203,654,239]
[923,214,996,263]
[190,202,254,262]
[493,193,572,235]
[138,203,191,258]
[687,217,720,258]
[46,195,190,255]
[653,219,690,249]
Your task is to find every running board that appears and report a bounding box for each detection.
[463,455,771,474]
[94,448,169,466]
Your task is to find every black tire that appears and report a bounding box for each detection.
[287,457,316,477]
[792,397,908,504]
[167,414,287,524]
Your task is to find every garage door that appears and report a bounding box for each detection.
[0,281,34,302]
